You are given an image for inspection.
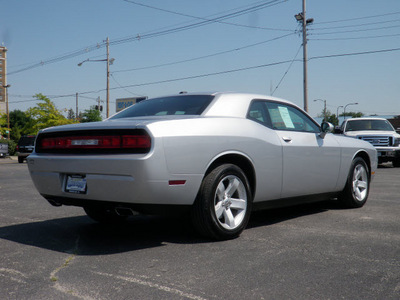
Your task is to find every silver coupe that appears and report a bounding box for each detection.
[28,92,377,240]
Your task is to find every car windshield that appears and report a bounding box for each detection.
[18,136,36,146]
[110,95,214,119]
[345,119,394,132]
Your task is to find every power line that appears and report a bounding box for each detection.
[310,33,400,41]
[312,18,400,30]
[110,0,287,45]
[74,47,400,95]
[112,33,295,73]
[9,47,400,103]
[271,44,302,95]
[7,41,107,75]
[7,0,286,76]
[85,60,294,95]
[122,0,293,32]
[310,24,400,36]
[316,11,400,24]
[110,73,147,97]
[308,47,400,60]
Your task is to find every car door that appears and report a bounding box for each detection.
[265,101,341,198]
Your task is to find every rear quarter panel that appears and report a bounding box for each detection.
[147,117,284,202]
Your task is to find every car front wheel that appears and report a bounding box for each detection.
[339,157,370,208]
[192,164,252,240]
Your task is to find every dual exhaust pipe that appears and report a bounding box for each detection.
[46,198,138,216]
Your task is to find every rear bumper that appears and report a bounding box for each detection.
[27,152,203,206]
[17,153,31,158]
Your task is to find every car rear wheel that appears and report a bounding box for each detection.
[18,156,24,163]
[192,164,252,240]
[339,157,370,208]
[393,158,400,168]
[84,207,127,224]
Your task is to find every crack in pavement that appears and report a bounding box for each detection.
[94,271,209,300]
[48,235,96,300]
[0,268,28,284]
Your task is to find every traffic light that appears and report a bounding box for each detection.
[95,105,103,112]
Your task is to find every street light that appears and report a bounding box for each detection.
[1,84,10,140]
[343,102,358,120]
[336,105,343,125]
[77,37,114,118]
[313,99,327,121]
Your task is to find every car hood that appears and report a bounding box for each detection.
[345,130,399,137]
[38,115,202,134]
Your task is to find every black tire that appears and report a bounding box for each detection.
[192,164,252,240]
[84,206,127,224]
[339,157,370,208]
[18,156,24,163]
[393,159,400,168]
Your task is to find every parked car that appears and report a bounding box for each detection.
[338,118,400,167]
[0,142,8,158]
[17,135,36,163]
[27,92,377,240]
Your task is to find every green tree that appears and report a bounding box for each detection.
[340,111,364,118]
[80,106,102,123]
[23,94,76,134]
[0,113,8,138]
[8,109,35,142]
[67,108,76,120]
[317,109,339,125]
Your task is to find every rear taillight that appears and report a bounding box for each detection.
[37,131,151,154]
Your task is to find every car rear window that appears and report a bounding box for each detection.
[110,95,214,119]
[18,136,36,146]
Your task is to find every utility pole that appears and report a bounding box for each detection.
[77,37,114,118]
[302,0,308,112]
[295,0,313,113]
[106,37,110,118]
[4,84,10,139]
[0,46,9,139]
[76,92,79,120]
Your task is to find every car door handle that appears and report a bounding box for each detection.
[282,137,292,142]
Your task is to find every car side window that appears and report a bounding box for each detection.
[265,102,320,133]
[247,100,272,127]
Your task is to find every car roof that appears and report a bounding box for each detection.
[157,91,293,103]
[345,117,387,121]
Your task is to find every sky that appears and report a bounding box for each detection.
[1,0,400,119]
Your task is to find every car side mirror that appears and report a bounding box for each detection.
[320,122,334,139]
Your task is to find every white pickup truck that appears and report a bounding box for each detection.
[338,117,400,167]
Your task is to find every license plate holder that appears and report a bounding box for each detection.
[65,175,87,194]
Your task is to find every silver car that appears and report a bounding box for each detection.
[28,92,377,240]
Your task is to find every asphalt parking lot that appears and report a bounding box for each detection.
[0,157,399,300]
